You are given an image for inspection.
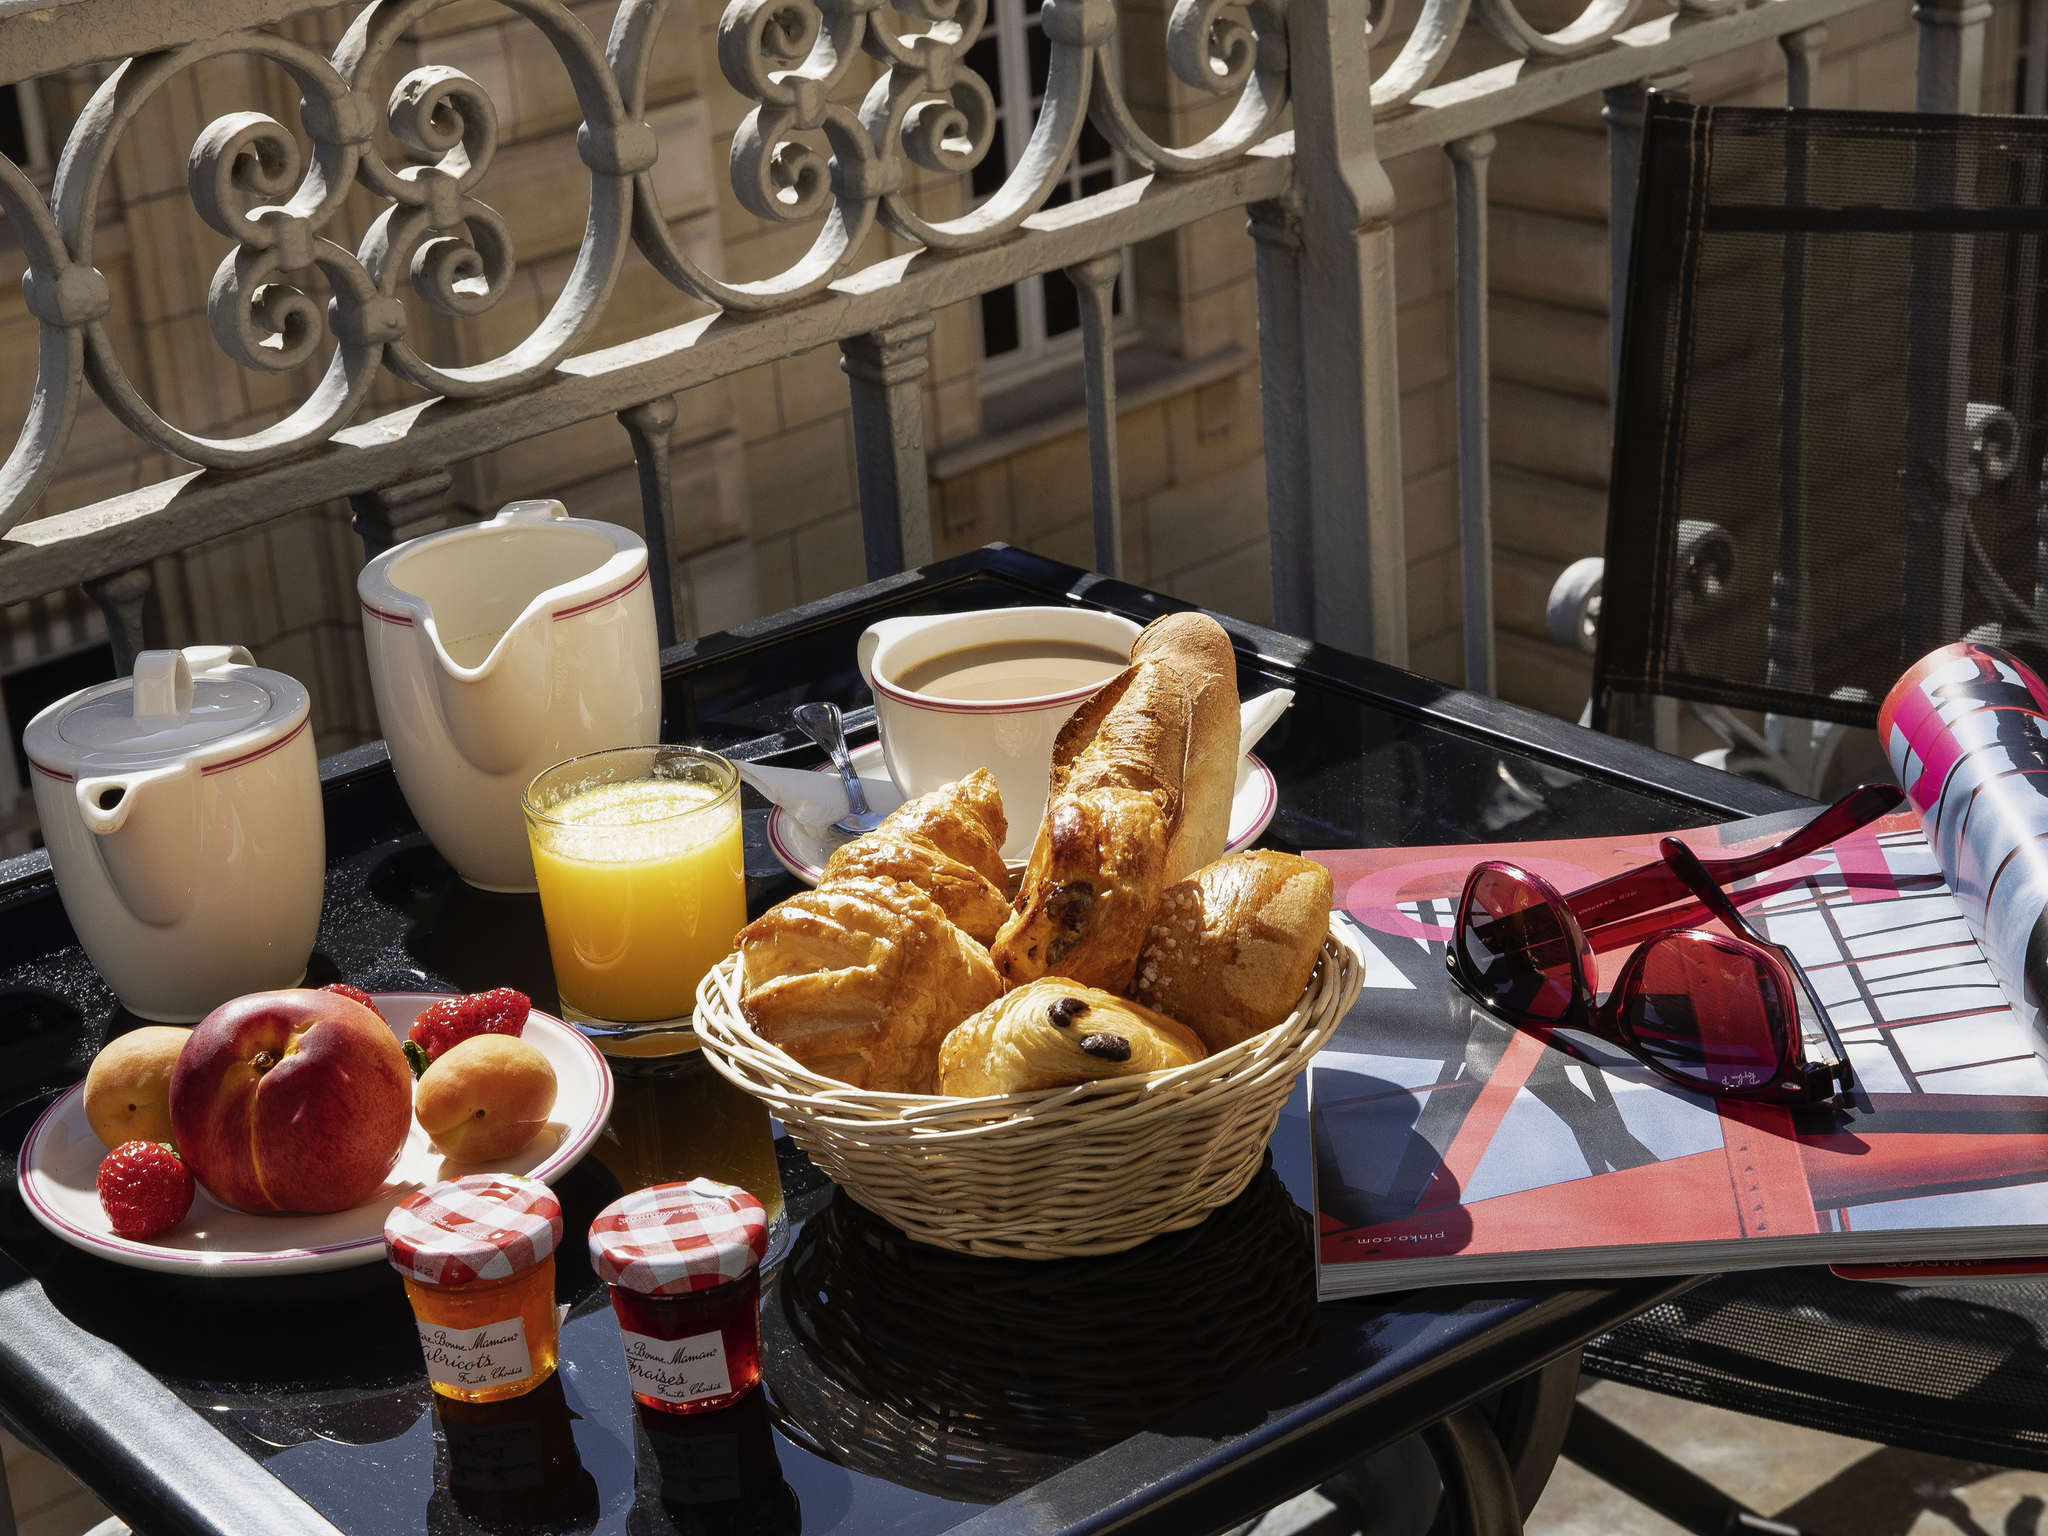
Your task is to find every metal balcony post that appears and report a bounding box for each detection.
[1916,0,1989,113]
[840,317,937,578]
[84,566,151,673]
[1251,199,1313,634]
[1449,131,1497,695]
[348,472,453,564]
[619,394,684,647]
[1269,0,1408,662]
[1068,254,1125,577]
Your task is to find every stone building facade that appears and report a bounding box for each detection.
[0,0,2026,854]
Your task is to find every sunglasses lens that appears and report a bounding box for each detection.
[1458,867,1578,1022]
[1622,934,1790,1092]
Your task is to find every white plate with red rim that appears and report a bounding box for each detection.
[16,993,613,1276]
[765,740,1280,885]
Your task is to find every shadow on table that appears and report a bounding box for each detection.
[762,1160,1320,1502]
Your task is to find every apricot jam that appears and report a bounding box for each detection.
[588,1178,767,1415]
[385,1174,564,1405]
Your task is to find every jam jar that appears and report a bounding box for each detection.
[384,1173,564,1404]
[589,1178,767,1415]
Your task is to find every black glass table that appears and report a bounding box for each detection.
[0,547,1801,1536]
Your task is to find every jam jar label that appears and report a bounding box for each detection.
[416,1317,533,1393]
[620,1329,733,1405]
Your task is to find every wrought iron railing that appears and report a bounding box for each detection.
[0,0,1989,681]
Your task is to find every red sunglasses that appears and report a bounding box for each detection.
[1446,784,1899,1104]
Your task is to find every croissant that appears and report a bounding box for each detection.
[736,876,1002,1092]
[994,662,1190,991]
[821,835,1010,945]
[820,771,1011,943]
[937,978,1207,1096]
[867,767,1008,888]
[1132,851,1333,1051]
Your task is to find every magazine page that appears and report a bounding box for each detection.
[1309,808,2048,1299]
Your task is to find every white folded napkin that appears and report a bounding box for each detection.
[1238,688,1293,758]
[737,760,905,835]
[742,688,1292,835]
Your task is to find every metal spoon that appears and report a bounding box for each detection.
[792,700,887,837]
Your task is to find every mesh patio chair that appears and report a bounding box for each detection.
[1555,97,2048,1532]
[1553,98,2048,798]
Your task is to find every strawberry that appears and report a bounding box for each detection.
[97,1141,194,1241]
[407,988,530,1076]
[321,983,382,1018]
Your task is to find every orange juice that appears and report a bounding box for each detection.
[527,773,745,1023]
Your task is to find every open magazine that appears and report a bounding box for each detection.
[1308,641,2048,1299]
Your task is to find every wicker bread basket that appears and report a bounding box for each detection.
[692,917,1366,1259]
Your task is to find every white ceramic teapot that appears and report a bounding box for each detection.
[24,646,324,1021]
[358,498,662,891]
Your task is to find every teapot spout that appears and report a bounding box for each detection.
[77,763,200,928]
[426,605,553,778]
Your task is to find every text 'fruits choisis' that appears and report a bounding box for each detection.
[169,989,413,1214]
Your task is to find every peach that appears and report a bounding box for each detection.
[83,1026,191,1149]
[415,1035,558,1163]
[169,989,412,1214]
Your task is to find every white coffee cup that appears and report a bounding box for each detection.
[857,607,1142,861]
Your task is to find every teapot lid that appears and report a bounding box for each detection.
[24,647,310,778]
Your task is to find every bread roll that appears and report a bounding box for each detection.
[737,876,1002,1092]
[938,978,1206,1096]
[821,771,1012,944]
[994,663,1190,991]
[1131,851,1332,1051]
[1130,613,1239,882]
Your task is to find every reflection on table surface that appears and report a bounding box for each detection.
[765,1162,1318,1501]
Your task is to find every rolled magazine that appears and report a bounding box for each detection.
[1881,642,2048,1068]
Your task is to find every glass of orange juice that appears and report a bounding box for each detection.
[522,746,747,1027]
[525,745,786,1256]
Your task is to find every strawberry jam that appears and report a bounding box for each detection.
[588,1178,767,1415]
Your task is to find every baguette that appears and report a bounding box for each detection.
[992,662,1191,991]
[1130,613,1239,882]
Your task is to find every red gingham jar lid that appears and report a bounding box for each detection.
[588,1178,767,1297]
[383,1174,564,1287]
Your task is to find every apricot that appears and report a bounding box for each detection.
[84,1026,192,1149]
[415,1035,558,1163]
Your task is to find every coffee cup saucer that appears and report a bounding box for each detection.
[765,741,1279,885]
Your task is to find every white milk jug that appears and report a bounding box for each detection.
[24,646,324,1021]
[358,499,661,891]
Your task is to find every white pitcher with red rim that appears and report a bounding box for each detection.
[358,499,661,891]
[24,645,324,1020]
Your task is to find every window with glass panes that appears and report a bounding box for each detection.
[964,0,1126,376]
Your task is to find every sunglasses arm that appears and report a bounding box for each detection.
[1563,784,1901,931]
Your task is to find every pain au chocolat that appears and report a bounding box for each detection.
[937,978,1206,1096]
